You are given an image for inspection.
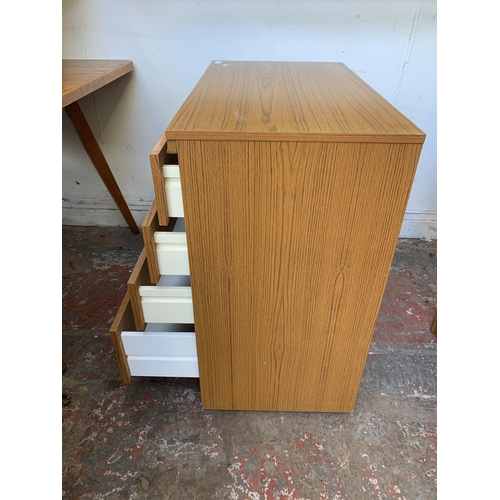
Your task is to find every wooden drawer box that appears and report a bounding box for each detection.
[127,248,193,331]
[155,215,189,276]
[141,201,189,284]
[149,146,180,227]
[139,274,194,325]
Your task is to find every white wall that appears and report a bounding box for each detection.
[62,0,436,238]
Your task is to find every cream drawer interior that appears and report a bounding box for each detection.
[122,322,196,357]
[163,165,184,217]
[139,274,193,324]
[155,218,189,275]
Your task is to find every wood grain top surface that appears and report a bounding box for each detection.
[165,61,425,143]
[62,59,133,108]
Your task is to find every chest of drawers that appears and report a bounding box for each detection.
[110,61,425,412]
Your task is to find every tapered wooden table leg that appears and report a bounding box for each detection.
[65,101,139,234]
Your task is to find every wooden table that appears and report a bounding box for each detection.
[62,59,139,234]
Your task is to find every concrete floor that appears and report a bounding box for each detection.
[62,226,437,499]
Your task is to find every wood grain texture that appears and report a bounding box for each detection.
[65,100,139,234]
[142,201,161,283]
[62,59,133,108]
[127,248,152,331]
[150,136,180,226]
[167,140,178,154]
[141,201,176,284]
[430,311,437,336]
[109,291,134,384]
[178,140,423,412]
[166,61,425,144]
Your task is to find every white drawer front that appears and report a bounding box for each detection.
[128,356,199,377]
[139,275,193,324]
[163,165,184,217]
[155,231,190,275]
[122,329,197,357]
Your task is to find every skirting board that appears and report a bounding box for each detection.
[62,206,149,228]
[399,210,437,240]
[62,204,437,240]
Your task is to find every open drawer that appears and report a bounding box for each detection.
[128,248,193,331]
[163,165,184,217]
[155,224,189,276]
[139,274,194,324]
[142,201,189,284]
[109,291,199,382]
[150,134,182,226]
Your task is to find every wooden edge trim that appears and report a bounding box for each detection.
[127,248,151,331]
[167,140,177,154]
[142,201,161,284]
[150,134,169,226]
[163,130,426,144]
[430,311,437,336]
[141,201,178,283]
[62,60,133,108]
[109,291,134,384]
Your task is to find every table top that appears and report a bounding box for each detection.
[62,59,133,108]
[165,61,425,144]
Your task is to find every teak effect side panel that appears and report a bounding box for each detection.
[178,140,422,412]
